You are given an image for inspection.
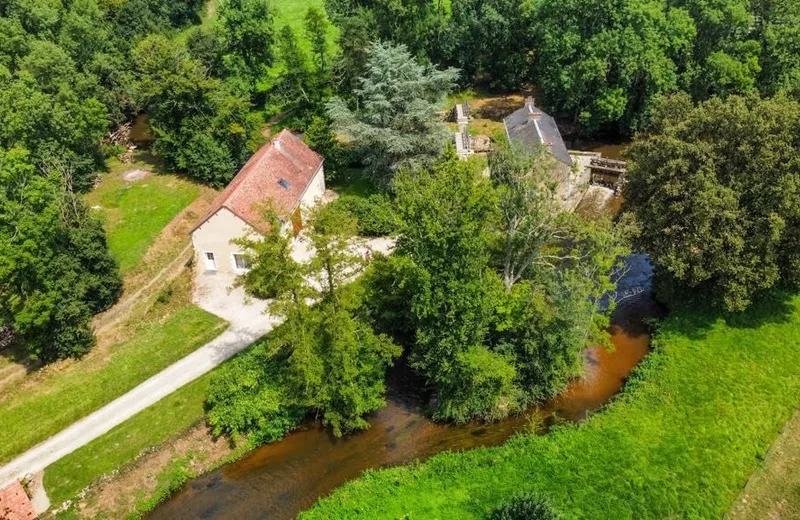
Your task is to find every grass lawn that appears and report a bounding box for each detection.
[728,409,800,519]
[0,306,226,465]
[85,156,201,274]
[197,0,338,55]
[44,372,212,505]
[304,292,800,519]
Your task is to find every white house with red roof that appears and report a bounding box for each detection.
[190,129,325,282]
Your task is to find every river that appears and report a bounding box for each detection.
[149,254,661,520]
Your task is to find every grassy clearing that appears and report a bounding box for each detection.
[303,293,800,519]
[85,155,201,273]
[196,0,338,55]
[44,372,212,505]
[0,306,226,465]
[728,409,800,520]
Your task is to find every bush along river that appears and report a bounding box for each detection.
[148,253,663,520]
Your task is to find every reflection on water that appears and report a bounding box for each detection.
[149,255,662,520]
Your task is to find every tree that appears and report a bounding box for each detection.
[442,0,533,89]
[217,0,274,83]
[304,6,330,74]
[623,93,800,311]
[303,115,345,182]
[531,0,696,133]
[217,204,401,437]
[330,8,376,97]
[327,41,458,187]
[0,146,122,361]
[489,140,565,291]
[133,34,260,186]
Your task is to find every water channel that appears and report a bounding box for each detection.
[150,253,662,520]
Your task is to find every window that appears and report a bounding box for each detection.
[278,178,290,190]
[204,251,217,271]
[232,253,250,271]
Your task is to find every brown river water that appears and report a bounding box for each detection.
[149,254,661,520]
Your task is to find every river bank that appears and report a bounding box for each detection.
[303,291,800,519]
[143,255,661,520]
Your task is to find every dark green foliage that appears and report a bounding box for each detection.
[0,147,122,361]
[489,493,561,520]
[303,115,345,182]
[133,34,261,187]
[217,0,275,90]
[327,41,458,187]
[623,94,800,311]
[531,0,695,133]
[371,151,626,421]
[441,0,533,89]
[332,194,398,237]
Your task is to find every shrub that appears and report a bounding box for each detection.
[334,193,398,237]
[489,493,561,520]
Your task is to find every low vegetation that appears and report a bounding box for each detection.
[728,410,800,520]
[0,305,225,464]
[84,156,201,273]
[44,372,213,505]
[303,293,800,518]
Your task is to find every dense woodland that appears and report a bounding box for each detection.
[1,0,799,436]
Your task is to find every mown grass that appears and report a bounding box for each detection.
[44,372,212,505]
[0,307,226,465]
[728,409,800,520]
[303,293,800,519]
[85,156,201,273]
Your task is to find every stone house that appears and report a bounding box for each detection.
[190,129,325,288]
[503,97,589,209]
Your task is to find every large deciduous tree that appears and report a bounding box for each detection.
[327,41,458,187]
[531,0,696,134]
[623,93,800,311]
[0,146,122,361]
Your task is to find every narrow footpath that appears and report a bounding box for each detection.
[0,236,394,490]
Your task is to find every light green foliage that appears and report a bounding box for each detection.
[383,152,626,420]
[232,209,302,300]
[623,94,800,311]
[0,305,225,463]
[304,293,800,519]
[209,204,401,439]
[327,41,459,186]
[206,338,303,442]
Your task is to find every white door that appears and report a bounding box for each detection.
[204,251,217,271]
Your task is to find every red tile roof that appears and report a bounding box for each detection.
[192,129,323,234]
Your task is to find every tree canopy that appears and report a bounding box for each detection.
[327,41,458,187]
[623,93,800,311]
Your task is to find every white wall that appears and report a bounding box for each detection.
[191,207,256,278]
[299,165,325,218]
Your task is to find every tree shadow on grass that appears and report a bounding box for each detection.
[663,290,797,342]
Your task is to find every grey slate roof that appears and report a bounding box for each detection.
[503,102,573,167]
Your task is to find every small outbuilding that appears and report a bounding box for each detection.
[190,130,325,285]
